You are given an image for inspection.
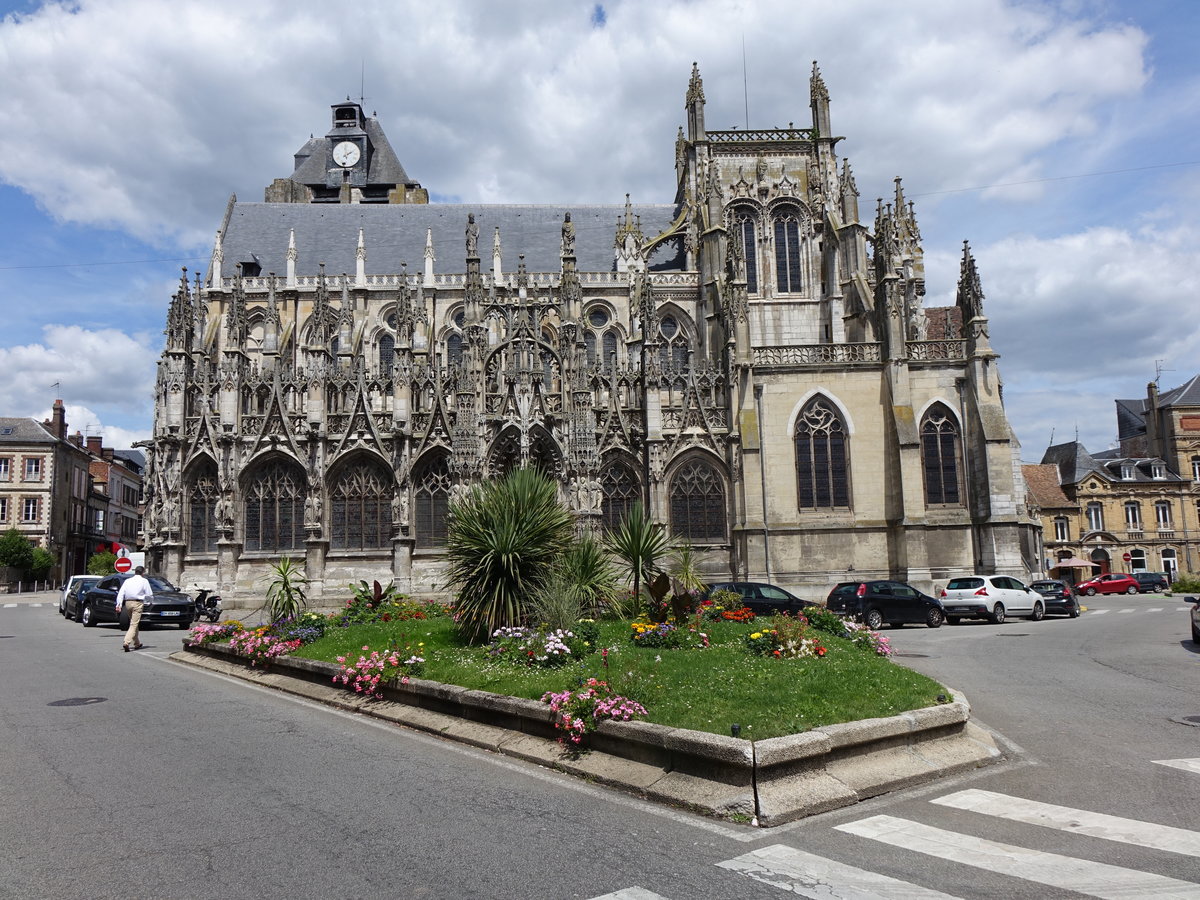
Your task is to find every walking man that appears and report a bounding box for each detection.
[116,566,153,652]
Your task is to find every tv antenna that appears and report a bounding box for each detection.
[1154,359,1173,386]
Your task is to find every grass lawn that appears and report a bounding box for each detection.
[292,616,948,741]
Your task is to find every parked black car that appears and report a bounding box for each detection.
[79,573,194,630]
[826,580,946,629]
[1133,572,1170,593]
[1029,579,1081,617]
[703,582,819,617]
[64,576,103,621]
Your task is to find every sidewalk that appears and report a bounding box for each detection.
[0,589,60,605]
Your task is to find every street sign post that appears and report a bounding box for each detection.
[114,557,132,573]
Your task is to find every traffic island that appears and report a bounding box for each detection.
[173,641,1002,826]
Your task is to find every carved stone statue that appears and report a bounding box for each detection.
[304,492,322,527]
[465,213,479,258]
[215,491,235,529]
[561,212,575,256]
[391,490,409,526]
[162,495,180,532]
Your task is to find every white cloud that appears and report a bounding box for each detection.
[0,0,1151,243]
[0,325,158,439]
[963,220,1200,454]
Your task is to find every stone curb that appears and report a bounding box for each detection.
[173,641,1002,826]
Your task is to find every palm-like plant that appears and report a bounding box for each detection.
[444,468,575,643]
[668,540,709,622]
[265,556,309,622]
[603,501,671,608]
[531,533,620,628]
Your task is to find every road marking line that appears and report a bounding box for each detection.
[1154,759,1200,777]
[718,843,962,899]
[1117,609,1135,614]
[1146,608,1164,612]
[836,815,1200,899]
[587,889,672,900]
[1090,609,1110,614]
[2,603,14,608]
[932,788,1200,856]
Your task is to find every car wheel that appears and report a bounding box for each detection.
[990,603,1006,625]
[1126,586,1137,595]
[1193,623,1200,644]
[863,609,884,631]
[178,620,192,630]
[74,603,84,623]
[1086,588,1097,596]
[81,604,96,627]
[947,616,960,625]
[1030,601,1045,622]
[119,612,130,631]
[1069,605,1080,618]
[926,608,945,628]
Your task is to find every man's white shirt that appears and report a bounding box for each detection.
[116,575,153,611]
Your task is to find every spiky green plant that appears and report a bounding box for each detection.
[668,541,709,622]
[265,556,309,623]
[603,501,671,606]
[445,468,575,643]
[531,534,620,628]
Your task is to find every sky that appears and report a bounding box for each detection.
[1,0,1198,459]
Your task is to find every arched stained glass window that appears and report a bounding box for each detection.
[447,333,463,367]
[920,406,961,506]
[774,212,802,292]
[243,460,305,551]
[795,398,851,509]
[657,316,689,372]
[187,462,218,554]
[413,455,451,549]
[600,460,640,532]
[602,330,618,372]
[669,458,726,541]
[331,459,392,550]
[735,212,758,294]
[379,334,395,377]
[585,331,597,366]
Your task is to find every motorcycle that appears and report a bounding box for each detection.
[193,587,223,623]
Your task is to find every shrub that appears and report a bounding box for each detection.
[0,529,33,571]
[744,615,827,659]
[1169,572,1200,593]
[487,626,590,668]
[629,619,709,650]
[541,678,648,746]
[445,468,575,643]
[87,551,116,576]
[29,547,55,578]
[333,643,425,699]
[805,608,893,656]
[604,502,671,607]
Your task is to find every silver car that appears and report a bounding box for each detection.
[939,575,1045,625]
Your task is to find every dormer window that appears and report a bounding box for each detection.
[1120,464,1134,480]
[1151,463,1165,479]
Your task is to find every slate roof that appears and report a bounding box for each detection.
[1095,456,1182,484]
[288,117,415,188]
[113,449,145,472]
[1157,373,1200,408]
[0,418,57,444]
[1114,398,1147,441]
[219,202,683,280]
[1040,441,1098,485]
[1021,463,1073,509]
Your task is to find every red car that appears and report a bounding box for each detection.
[1075,573,1139,596]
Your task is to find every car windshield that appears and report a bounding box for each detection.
[147,577,177,592]
[1031,582,1059,589]
[946,577,984,590]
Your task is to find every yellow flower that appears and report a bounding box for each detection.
[750,632,762,640]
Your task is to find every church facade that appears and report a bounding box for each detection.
[144,64,1039,600]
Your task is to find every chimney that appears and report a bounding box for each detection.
[51,399,67,440]
[86,436,103,454]
[102,448,114,462]
[70,431,84,447]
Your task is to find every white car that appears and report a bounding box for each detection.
[59,574,98,617]
[939,575,1045,624]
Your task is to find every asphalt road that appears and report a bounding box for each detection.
[1,592,1197,899]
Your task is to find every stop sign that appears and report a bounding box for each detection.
[115,557,132,573]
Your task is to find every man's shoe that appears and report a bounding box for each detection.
[123,645,130,652]
[133,643,144,650]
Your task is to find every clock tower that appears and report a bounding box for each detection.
[326,100,370,192]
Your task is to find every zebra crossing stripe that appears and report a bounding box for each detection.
[932,789,1200,856]
[1147,607,1164,612]
[1091,609,1110,614]
[1117,609,1135,614]
[1154,759,1200,777]
[835,815,1200,899]
[586,888,672,900]
[717,843,962,899]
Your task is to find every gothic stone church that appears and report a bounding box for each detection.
[144,64,1039,600]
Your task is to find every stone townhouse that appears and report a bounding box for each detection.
[143,63,1038,600]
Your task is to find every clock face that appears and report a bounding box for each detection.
[332,141,361,167]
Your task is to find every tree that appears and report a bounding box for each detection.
[87,551,117,576]
[445,467,575,643]
[0,529,34,572]
[29,547,55,579]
